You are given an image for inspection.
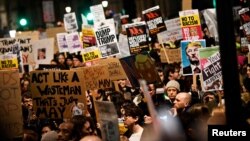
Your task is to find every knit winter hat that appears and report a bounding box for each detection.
[165,80,180,91]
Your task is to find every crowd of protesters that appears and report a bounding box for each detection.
[17,33,250,141]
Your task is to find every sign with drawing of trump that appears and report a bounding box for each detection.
[181,39,206,75]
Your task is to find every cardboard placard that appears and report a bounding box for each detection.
[82,65,112,90]
[98,58,127,80]
[94,101,119,141]
[160,48,181,63]
[46,27,66,53]
[120,53,161,88]
[30,70,86,119]
[0,70,23,139]
[15,31,40,41]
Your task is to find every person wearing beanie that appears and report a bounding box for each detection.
[164,80,180,107]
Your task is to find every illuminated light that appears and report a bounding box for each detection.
[102,1,108,8]
[87,13,93,21]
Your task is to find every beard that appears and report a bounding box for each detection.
[190,60,199,66]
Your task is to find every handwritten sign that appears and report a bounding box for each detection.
[94,101,120,141]
[0,37,33,65]
[30,70,86,119]
[160,48,181,63]
[0,70,23,139]
[82,65,112,90]
[98,58,127,80]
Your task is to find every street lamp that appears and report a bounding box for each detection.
[9,30,16,38]
[65,6,71,13]
[102,1,108,8]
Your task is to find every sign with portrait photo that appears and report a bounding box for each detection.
[33,38,54,65]
[181,39,206,75]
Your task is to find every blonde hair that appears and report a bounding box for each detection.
[187,41,202,48]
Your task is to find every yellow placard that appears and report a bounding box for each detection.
[0,54,18,70]
[82,49,101,62]
[180,14,200,27]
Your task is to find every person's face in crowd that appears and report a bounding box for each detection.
[186,45,199,62]
[173,94,189,110]
[41,126,52,136]
[153,42,161,50]
[168,69,180,80]
[23,97,33,110]
[158,71,164,82]
[166,87,178,101]
[118,79,126,88]
[82,121,92,135]
[57,122,73,141]
[123,114,137,129]
[23,80,30,91]
[148,84,155,96]
[203,94,215,103]
[247,66,250,78]
[66,58,73,67]
[51,60,57,65]
[58,54,65,64]
[73,58,82,67]
[173,69,180,79]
